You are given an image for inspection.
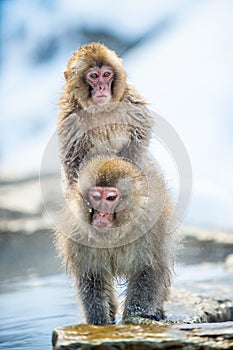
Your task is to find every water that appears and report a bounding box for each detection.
[0,264,232,350]
[0,273,126,350]
[0,274,79,350]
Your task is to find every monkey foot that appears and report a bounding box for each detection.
[139,313,165,321]
[120,315,166,325]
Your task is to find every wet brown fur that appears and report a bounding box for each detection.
[58,103,154,185]
[55,157,177,325]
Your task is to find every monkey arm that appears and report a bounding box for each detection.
[116,130,147,161]
[122,265,167,321]
[78,271,117,325]
[61,133,94,184]
[123,84,147,106]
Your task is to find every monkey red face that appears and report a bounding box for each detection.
[88,187,120,228]
[86,66,114,104]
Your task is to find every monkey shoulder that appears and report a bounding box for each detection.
[122,84,147,106]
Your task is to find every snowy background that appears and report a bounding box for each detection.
[1,0,233,230]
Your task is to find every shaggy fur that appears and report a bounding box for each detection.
[55,42,177,325]
[58,102,154,185]
[58,43,146,125]
[55,157,177,324]
[58,43,152,185]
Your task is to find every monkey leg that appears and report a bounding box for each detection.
[79,272,117,325]
[122,266,166,321]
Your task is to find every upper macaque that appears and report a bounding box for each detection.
[59,42,146,124]
[58,43,153,185]
[56,157,177,325]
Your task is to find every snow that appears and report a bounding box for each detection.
[1,0,233,230]
[124,0,233,229]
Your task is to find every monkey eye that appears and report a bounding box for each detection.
[103,71,111,78]
[89,73,98,79]
[91,191,101,201]
[92,195,101,201]
[106,195,117,201]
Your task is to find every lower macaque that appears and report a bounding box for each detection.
[55,157,176,325]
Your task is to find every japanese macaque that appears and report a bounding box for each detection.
[55,157,176,325]
[58,43,154,184]
[59,42,146,124]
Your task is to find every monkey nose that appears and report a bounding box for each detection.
[98,82,105,90]
[97,211,107,218]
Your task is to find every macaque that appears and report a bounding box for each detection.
[59,42,146,123]
[55,157,176,325]
[58,43,154,184]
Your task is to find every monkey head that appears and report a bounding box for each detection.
[64,43,127,108]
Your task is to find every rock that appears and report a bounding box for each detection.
[166,289,233,323]
[52,322,233,349]
[52,288,233,349]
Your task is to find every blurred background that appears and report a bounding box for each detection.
[0,1,233,349]
[1,0,233,229]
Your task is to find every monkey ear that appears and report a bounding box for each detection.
[64,70,68,80]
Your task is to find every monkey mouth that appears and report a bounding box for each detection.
[94,95,110,104]
[93,220,110,228]
[91,211,114,228]
[96,95,107,99]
